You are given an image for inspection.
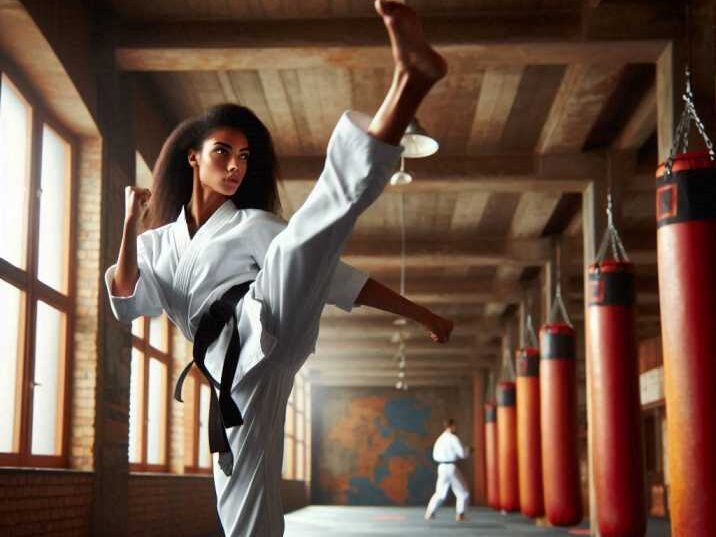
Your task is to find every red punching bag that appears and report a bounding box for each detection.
[484,402,500,509]
[588,260,646,536]
[540,323,582,526]
[497,381,519,512]
[516,346,544,518]
[656,151,716,536]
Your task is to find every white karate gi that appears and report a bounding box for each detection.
[425,430,470,518]
[105,111,401,536]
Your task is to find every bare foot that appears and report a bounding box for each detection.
[374,0,447,84]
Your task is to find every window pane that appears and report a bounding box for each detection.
[305,383,311,482]
[37,126,71,293]
[131,317,144,338]
[0,280,24,452]
[198,384,211,468]
[283,435,295,479]
[296,442,305,480]
[31,301,66,455]
[129,349,144,464]
[149,316,165,352]
[0,76,31,269]
[146,357,167,465]
[296,411,304,442]
[182,374,196,468]
[286,400,295,437]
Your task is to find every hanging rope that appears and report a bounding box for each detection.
[665,66,716,178]
[399,192,406,296]
[395,194,408,390]
[549,239,572,326]
[595,191,630,263]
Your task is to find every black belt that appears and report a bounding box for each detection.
[434,460,458,464]
[174,281,253,476]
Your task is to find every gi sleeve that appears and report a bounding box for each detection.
[452,435,468,460]
[248,211,368,312]
[104,235,164,322]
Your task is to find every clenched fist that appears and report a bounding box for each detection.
[124,186,151,226]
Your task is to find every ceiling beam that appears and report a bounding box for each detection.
[308,356,494,370]
[115,8,673,72]
[343,237,552,267]
[314,344,493,359]
[309,376,472,388]
[279,153,605,196]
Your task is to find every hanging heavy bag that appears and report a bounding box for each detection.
[497,381,519,512]
[655,70,716,536]
[516,344,544,519]
[540,319,582,526]
[588,210,646,536]
[484,402,500,510]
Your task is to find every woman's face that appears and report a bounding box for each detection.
[188,127,250,197]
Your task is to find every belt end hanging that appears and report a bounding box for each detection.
[218,451,234,476]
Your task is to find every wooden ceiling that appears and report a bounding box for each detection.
[110,0,682,388]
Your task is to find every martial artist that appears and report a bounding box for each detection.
[105,1,450,536]
[425,419,471,522]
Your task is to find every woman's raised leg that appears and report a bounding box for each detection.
[254,1,446,361]
[368,0,447,145]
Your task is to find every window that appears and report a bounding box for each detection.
[282,369,311,481]
[129,315,172,471]
[183,369,212,474]
[0,74,76,467]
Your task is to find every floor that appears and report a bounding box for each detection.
[284,506,671,537]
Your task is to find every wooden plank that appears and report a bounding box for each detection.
[227,70,275,132]
[430,71,484,155]
[280,69,315,155]
[449,192,491,233]
[501,65,567,152]
[537,64,625,153]
[495,191,561,284]
[469,67,524,154]
[258,69,300,155]
[613,85,657,150]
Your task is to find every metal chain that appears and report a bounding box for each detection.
[595,191,630,263]
[525,312,538,348]
[665,67,716,177]
[548,241,572,326]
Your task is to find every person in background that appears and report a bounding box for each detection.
[425,418,471,522]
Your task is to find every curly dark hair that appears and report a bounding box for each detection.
[144,103,281,230]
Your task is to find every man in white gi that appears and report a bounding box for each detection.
[425,419,471,522]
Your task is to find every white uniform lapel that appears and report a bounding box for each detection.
[172,200,238,319]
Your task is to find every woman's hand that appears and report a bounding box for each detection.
[424,311,454,343]
[124,186,151,226]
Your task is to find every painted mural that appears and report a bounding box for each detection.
[312,387,472,506]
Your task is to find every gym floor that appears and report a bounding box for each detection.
[285,506,671,537]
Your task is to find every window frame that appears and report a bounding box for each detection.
[0,65,78,469]
[129,315,172,473]
[282,371,311,482]
[183,368,212,475]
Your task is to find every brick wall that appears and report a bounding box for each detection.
[70,137,102,472]
[128,475,219,537]
[0,469,93,536]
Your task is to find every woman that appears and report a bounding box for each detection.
[106,1,450,535]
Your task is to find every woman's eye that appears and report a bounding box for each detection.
[214,147,228,155]
[239,153,250,160]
